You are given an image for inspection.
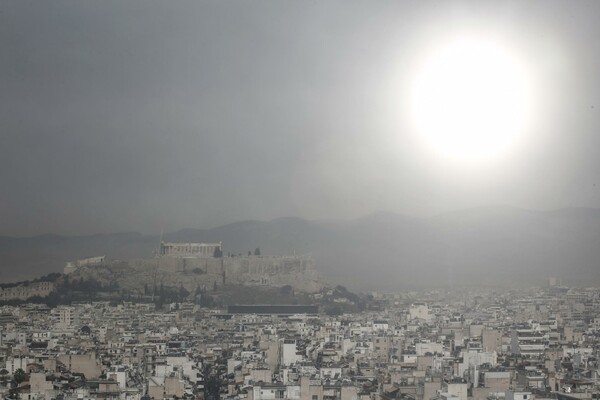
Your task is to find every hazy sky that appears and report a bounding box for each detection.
[2,0,600,236]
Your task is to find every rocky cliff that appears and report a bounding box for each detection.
[66,254,322,294]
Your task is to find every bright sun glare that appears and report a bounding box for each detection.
[409,37,532,164]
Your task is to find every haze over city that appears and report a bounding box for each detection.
[4,3,600,400]
[3,1,600,237]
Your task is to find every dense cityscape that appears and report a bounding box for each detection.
[0,251,598,400]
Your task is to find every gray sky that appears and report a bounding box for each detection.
[2,0,600,236]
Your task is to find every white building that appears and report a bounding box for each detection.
[410,303,431,322]
[280,339,303,367]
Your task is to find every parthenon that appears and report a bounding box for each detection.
[159,241,222,258]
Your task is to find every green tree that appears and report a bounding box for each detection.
[254,247,261,256]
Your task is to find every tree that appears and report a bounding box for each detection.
[280,285,293,296]
[326,306,342,316]
[254,247,261,256]
[13,368,26,385]
[0,368,9,382]
[178,285,190,301]
[213,247,223,258]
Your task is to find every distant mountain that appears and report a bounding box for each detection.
[1,206,600,289]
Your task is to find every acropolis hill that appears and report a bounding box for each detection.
[64,242,323,294]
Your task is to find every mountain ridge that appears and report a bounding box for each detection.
[1,206,600,289]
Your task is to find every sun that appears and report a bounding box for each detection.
[408,37,532,164]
